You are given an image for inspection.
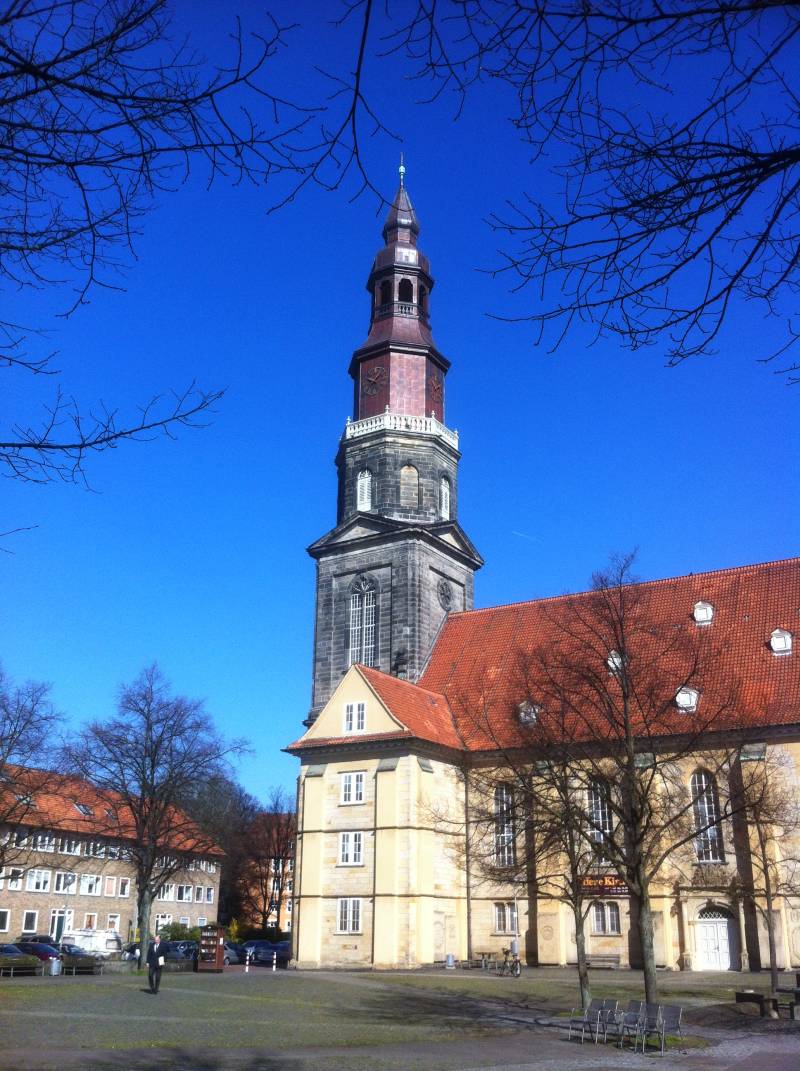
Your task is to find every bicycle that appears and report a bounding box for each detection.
[497,947,521,977]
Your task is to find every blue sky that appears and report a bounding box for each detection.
[2,2,797,801]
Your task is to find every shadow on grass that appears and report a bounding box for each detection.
[3,1053,300,1071]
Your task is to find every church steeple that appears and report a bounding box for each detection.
[304,171,482,725]
[351,165,448,424]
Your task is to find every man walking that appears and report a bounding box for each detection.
[146,933,165,994]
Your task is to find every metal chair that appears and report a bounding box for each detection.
[658,1004,684,1054]
[597,998,619,1043]
[635,1003,663,1053]
[614,999,644,1048]
[568,998,603,1043]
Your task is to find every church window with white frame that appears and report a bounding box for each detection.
[356,469,373,511]
[343,701,366,733]
[337,897,362,933]
[691,769,724,862]
[439,475,451,520]
[592,901,621,934]
[348,576,377,667]
[494,783,516,867]
[338,831,363,866]
[340,771,365,805]
[494,901,518,934]
[588,780,614,862]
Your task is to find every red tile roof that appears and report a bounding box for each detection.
[290,558,800,755]
[1,766,223,856]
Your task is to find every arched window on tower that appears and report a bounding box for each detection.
[439,475,451,520]
[400,464,419,508]
[691,769,724,862]
[356,470,372,511]
[419,286,428,316]
[398,278,413,304]
[379,280,391,307]
[348,575,377,668]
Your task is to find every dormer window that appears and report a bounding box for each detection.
[606,649,626,675]
[356,469,373,511]
[675,686,700,712]
[343,701,366,734]
[74,802,94,817]
[693,601,714,624]
[517,701,540,725]
[769,628,792,655]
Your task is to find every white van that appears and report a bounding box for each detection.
[63,928,123,957]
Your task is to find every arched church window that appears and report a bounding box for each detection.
[379,279,391,307]
[691,769,724,862]
[439,475,451,520]
[398,278,413,304]
[400,464,419,508]
[348,575,377,668]
[356,470,372,511]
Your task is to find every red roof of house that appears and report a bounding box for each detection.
[1,766,223,856]
[290,557,800,755]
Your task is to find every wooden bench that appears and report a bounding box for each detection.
[586,954,621,969]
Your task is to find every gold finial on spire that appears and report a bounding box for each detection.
[399,152,405,188]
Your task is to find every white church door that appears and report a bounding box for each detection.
[695,907,738,970]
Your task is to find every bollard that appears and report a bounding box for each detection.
[245,950,250,974]
[272,951,277,973]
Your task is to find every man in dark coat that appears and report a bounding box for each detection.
[146,933,165,993]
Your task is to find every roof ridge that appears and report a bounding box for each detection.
[358,663,448,701]
[445,556,800,618]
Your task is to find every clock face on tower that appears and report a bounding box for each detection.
[361,365,388,396]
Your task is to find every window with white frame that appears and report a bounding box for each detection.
[337,897,362,933]
[494,902,518,934]
[59,836,81,856]
[73,802,93,817]
[118,877,130,898]
[592,901,621,934]
[54,872,76,895]
[179,916,190,926]
[8,869,22,891]
[286,899,293,913]
[494,784,516,867]
[588,780,614,862]
[206,861,216,874]
[770,628,793,655]
[84,913,98,929]
[26,868,52,892]
[80,874,101,896]
[357,469,373,511]
[104,876,117,897]
[338,831,363,866]
[340,771,365,805]
[348,576,377,667]
[205,887,213,904]
[49,908,73,936]
[693,601,714,624]
[154,914,172,932]
[176,885,193,902]
[107,913,120,932]
[86,840,106,858]
[158,883,175,901]
[691,770,725,862]
[0,909,9,932]
[32,832,56,852]
[675,686,699,712]
[195,886,204,902]
[343,701,366,734]
[197,916,207,926]
[22,910,38,932]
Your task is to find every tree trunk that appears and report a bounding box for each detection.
[572,902,591,1010]
[139,885,153,968]
[762,857,780,997]
[636,885,659,1004]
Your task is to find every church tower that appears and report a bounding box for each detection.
[306,165,482,724]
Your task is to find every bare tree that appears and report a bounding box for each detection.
[238,787,296,933]
[289,1,800,380]
[0,664,61,874]
[735,746,800,993]
[65,664,245,953]
[0,0,316,484]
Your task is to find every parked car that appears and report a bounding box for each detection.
[158,941,192,962]
[241,939,272,961]
[59,943,91,957]
[222,941,244,966]
[252,941,290,967]
[121,942,140,961]
[15,941,61,963]
[62,928,121,957]
[0,944,40,973]
[0,943,27,956]
[173,940,198,958]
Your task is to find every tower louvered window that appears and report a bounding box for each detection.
[348,576,377,667]
[691,770,724,862]
[440,476,451,520]
[494,783,516,867]
[357,470,372,511]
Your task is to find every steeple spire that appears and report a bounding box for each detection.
[399,152,405,188]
